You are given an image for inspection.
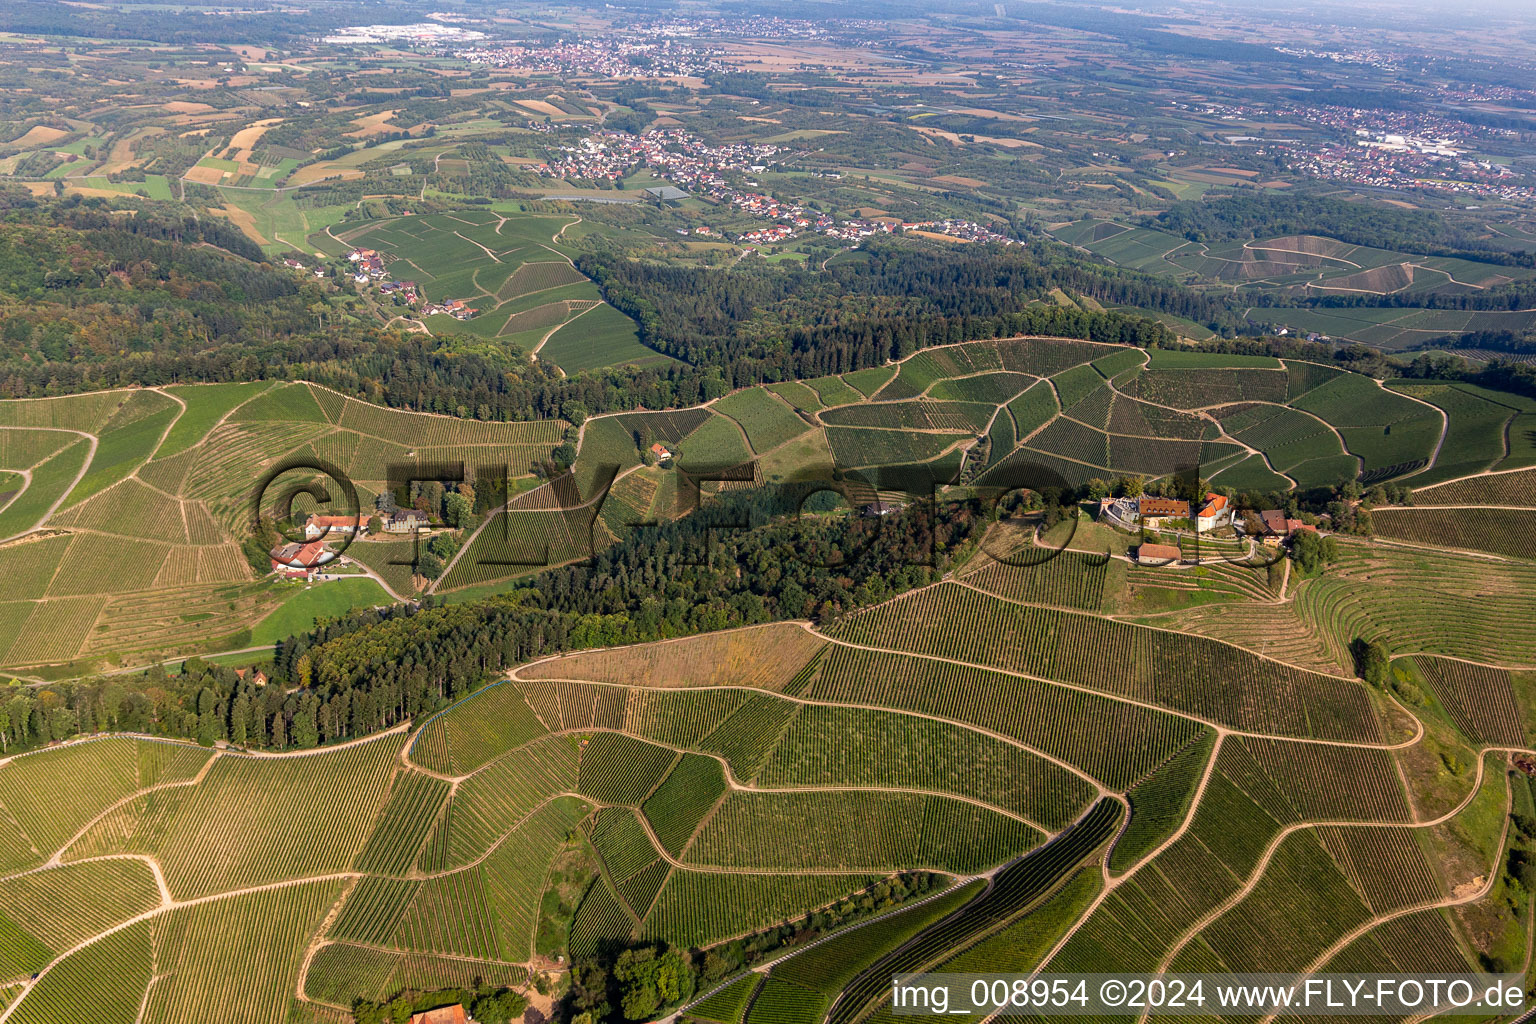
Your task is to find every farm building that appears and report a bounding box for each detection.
[1136,542,1182,564]
[649,442,673,462]
[408,1007,469,1024]
[304,514,364,540]
[269,540,334,579]
[422,298,478,320]
[1102,494,1228,531]
[1258,509,1318,541]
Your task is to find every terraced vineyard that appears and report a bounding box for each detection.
[4,335,1536,1024]
[0,382,569,672]
[0,335,1517,678]
[5,521,1534,1024]
[325,212,674,373]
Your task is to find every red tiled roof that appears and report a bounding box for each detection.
[271,540,331,569]
[307,514,359,529]
[409,1007,469,1024]
[1136,543,1182,562]
[1198,493,1228,518]
[1138,498,1190,516]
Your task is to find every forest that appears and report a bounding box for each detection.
[581,236,1206,382]
[1147,193,1535,264]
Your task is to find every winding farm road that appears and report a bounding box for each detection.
[0,427,98,543]
[1144,746,1516,1002]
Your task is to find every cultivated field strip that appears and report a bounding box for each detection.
[142,879,344,1024]
[353,771,452,876]
[1160,599,1345,676]
[827,582,1382,741]
[0,737,154,872]
[617,861,671,920]
[1415,467,1536,506]
[687,790,1040,874]
[578,732,678,806]
[569,878,636,961]
[767,880,984,1005]
[1319,906,1475,976]
[962,550,1109,611]
[1055,743,1510,994]
[6,919,151,1024]
[755,703,1093,829]
[411,683,550,776]
[589,808,659,886]
[1412,656,1527,746]
[1219,736,1412,824]
[1294,545,1536,665]
[422,735,579,871]
[0,858,160,968]
[874,337,1120,401]
[1179,829,1377,973]
[640,872,882,951]
[1314,826,1443,914]
[391,867,503,959]
[1371,506,1536,561]
[66,735,399,899]
[828,798,1123,1024]
[643,754,726,858]
[305,941,527,1007]
[522,642,1201,793]
[325,387,566,446]
[329,875,420,947]
[520,622,828,691]
[689,973,762,1024]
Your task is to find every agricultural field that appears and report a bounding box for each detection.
[1053,220,1536,349]
[317,211,675,373]
[6,475,1536,1024]
[0,333,1503,677]
[645,337,1483,499]
[0,383,566,673]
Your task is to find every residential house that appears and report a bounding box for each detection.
[1196,493,1230,532]
[1259,509,1287,537]
[1258,509,1316,542]
[1136,497,1191,529]
[384,509,431,534]
[649,442,673,463]
[422,298,478,320]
